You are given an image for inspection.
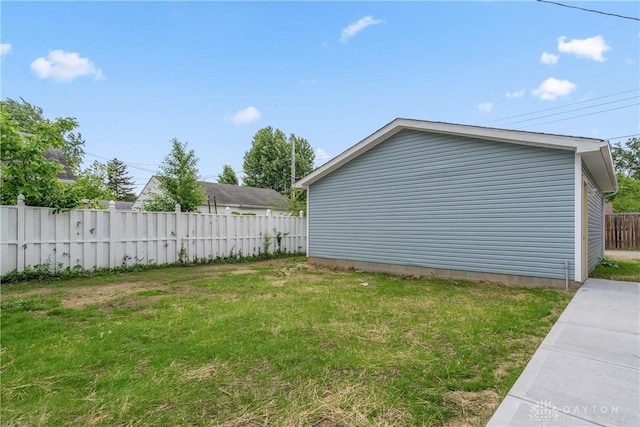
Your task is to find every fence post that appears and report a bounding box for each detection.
[175,204,182,262]
[108,200,117,268]
[267,209,274,254]
[224,207,232,257]
[16,194,25,272]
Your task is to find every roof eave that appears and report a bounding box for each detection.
[581,144,618,194]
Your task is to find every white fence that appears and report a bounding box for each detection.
[0,197,306,276]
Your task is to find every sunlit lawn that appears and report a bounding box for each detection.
[0,256,571,426]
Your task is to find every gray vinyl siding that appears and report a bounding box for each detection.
[583,164,605,272]
[308,129,576,280]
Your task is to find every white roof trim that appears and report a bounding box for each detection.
[295,118,617,192]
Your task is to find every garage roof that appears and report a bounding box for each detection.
[295,118,618,193]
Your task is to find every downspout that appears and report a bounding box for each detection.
[601,142,618,255]
[564,260,569,290]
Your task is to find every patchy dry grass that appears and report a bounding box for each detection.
[591,257,640,282]
[0,256,571,426]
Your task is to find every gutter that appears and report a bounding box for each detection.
[599,143,619,195]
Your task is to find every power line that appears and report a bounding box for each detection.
[84,152,157,174]
[503,96,639,126]
[537,0,640,22]
[607,134,640,141]
[485,88,639,125]
[516,103,640,130]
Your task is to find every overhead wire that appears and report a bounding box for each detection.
[84,151,157,174]
[607,134,640,141]
[537,0,640,22]
[485,88,639,125]
[515,103,640,130]
[504,96,638,126]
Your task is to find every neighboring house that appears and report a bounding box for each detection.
[43,148,75,183]
[294,118,617,287]
[133,176,288,214]
[98,200,135,211]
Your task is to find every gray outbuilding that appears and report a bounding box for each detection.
[294,119,618,287]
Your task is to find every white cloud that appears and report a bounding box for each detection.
[1,43,11,57]
[314,148,330,164]
[477,102,493,113]
[225,106,261,125]
[30,49,104,82]
[540,51,559,64]
[340,16,381,43]
[531,77,576,101]
[300,78,318,85]
[557,35,611,62]
[505,89,525,99]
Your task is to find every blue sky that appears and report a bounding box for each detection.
[2,1,639,192]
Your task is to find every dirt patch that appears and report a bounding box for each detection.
[606,250,640,260]
[443,389,500,427]
[61,282,165,309]
[228,268,258,275]
[183,363,227,381]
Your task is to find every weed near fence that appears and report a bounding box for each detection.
[1,249,302,284]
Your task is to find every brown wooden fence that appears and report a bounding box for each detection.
[605,213,640,250]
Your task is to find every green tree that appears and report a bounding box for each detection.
[282,188,307,216]
[611,137,639,180]
[242,127,314,195]
[1,105,80,209]
[75,161,117,204]
[608,137,640,213]
[142,138,205,212]
[1,98,85,174]
[609,174,640,213]
[217,164,239,185]
[105,158,135,200]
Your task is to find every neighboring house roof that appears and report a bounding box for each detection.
[295,118,618,193]
[200,181,287,210]
[134,176,287,211]
[43,148,75,183]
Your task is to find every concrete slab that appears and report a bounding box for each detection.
[555,304,639,335]
[488,396,602,426]
[488,279,640,427]
[541,322,639,368]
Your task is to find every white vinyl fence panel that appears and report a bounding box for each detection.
[0,197,306,276]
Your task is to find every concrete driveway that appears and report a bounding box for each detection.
[488,278,640,426]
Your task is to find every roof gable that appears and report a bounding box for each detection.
[295,118,617,193]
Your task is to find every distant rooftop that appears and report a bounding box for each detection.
[43,148,75,182]
[199,181,286,209]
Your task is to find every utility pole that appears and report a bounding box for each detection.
[291,139,296,199]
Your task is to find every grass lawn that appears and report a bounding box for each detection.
[1,256,572,426]
[590,257,640,282]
